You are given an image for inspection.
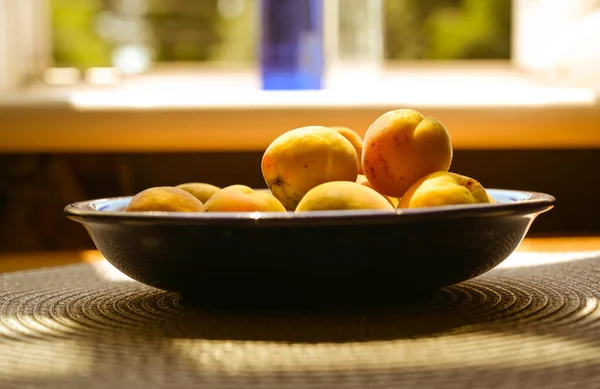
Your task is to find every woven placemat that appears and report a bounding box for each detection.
[1,251,600,389]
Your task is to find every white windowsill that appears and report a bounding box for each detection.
[0,62,598,152]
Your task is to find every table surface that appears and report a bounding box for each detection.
[2,236,600,388]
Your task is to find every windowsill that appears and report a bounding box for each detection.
[0,62,598,152]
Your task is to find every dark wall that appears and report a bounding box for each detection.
[0,149,598,252]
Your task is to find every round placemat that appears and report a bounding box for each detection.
[1,251,600,389]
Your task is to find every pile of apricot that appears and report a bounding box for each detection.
[125,108,493,214]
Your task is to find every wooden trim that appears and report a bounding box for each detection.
[0,103,598,152]
[517,236,600,252]
[0,250,104,274]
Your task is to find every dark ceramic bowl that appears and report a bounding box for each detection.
[65,189,554,307]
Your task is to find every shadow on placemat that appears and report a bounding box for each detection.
[149,289,459,342]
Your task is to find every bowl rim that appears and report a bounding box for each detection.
[64,188,555,226]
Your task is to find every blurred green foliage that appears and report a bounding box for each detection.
[145,1,221,61]
[51,0,225,66]
[384,0,511,60]
[51,0,112,66]
[51,0,510,68]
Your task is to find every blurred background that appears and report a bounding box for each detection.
[47,0,510,68]
[0,0,598,252]
[0,0,514,91]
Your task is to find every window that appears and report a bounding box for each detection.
[513,0,600,89]
[49,0,511,69]
[0,0,598,91]
[1,0,515,88]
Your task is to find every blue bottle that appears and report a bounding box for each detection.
[259,0,324,90]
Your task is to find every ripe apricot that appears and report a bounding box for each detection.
[125,186,203,212]
[362,109,452,198]
[262,126,358,210]
[201,185,286,212]
[296,181,394,212]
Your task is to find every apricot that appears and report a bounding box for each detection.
[398,171,491,209]
[201,184,286,212]
[261,126,358,210]
[176,182,221,203]
[125,186,203,212]
[362,109,453,198]
[330,126,364,174]
[296,181,394,212]
[356,174,399,208]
